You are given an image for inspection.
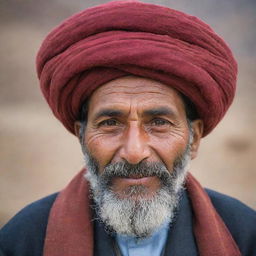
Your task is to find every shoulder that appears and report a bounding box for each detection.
[206,189,256,256]
[0,193,58,256]
[206,188,256,219]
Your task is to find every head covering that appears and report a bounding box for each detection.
[36,0,237,136]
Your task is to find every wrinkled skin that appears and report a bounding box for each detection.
[75,76,203,198]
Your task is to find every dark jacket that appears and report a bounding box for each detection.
[0,189,255,256]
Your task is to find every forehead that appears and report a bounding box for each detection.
[88,76,185,113]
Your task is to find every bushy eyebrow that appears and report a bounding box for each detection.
[93,106,176,120]
[94,109,124,120]
[143,107,176,118]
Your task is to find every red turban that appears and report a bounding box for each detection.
[36,0,237,136]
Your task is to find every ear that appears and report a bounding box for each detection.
[74,121,82,141]
[190,119,204,160]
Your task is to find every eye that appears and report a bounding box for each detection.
[151,118,170,126]
[98,119,119,127]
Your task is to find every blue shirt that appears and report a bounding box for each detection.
[115,221,170,256]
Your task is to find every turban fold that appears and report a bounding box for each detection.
[36,0,237,136]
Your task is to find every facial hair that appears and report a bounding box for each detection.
[83,137,192,238]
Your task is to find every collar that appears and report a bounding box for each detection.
[115,220,170,256]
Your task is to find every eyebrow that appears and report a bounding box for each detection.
[143,107,176,118]
[94,109,124,120]
[94,106,176,120]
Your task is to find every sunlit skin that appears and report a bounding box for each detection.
[75,76,203,199]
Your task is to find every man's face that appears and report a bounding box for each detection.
[75,76,203,237]
[83,76,192,198]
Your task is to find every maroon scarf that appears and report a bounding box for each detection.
[43,170,241,256]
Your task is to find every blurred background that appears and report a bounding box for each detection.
[0,0,255,227]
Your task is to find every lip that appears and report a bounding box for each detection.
[111,176,159,187]
[110,176,161,199]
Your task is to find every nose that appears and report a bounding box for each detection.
[119,122,151,164]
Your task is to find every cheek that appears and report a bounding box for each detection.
[85,133,121,172]
[149,135,188,171]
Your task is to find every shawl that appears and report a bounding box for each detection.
[36,1,237,137]
[43,170,241,256]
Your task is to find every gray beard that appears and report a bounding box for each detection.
[83,141,191,238]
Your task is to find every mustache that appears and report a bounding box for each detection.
[101,161,171,184]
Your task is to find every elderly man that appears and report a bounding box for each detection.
[0,1,255,256]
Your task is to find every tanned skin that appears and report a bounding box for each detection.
[75,76,203,199]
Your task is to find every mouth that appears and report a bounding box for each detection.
[110,175,161,198]
[115,176,156,184]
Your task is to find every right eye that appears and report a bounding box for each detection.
[98,119,119,127]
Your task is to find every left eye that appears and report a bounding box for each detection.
[151,118,170,126]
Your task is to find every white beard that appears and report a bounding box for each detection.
[83,143,191,238]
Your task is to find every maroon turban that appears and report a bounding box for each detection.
[36,0,237,136]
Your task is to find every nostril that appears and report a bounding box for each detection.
[120,149,150,165]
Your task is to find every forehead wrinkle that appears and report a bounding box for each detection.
[89,77,186,120]
[96,89,177,100]
[91,90,183,118]
[94,78,179,98]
